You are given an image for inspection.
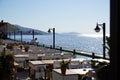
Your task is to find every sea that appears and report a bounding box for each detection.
[10,33,105,57]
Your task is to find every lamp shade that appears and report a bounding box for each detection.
[48,28,51,33]
[94,24,100,32]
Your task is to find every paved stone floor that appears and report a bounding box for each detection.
[15,69,31,80]
[15,68,51,80]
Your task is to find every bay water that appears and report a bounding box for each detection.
[10,33,103,56]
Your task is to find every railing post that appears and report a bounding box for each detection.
[92,52,95,59]
[60,47,62,53]
[73,49,76,58]
[50,45,52,49]
[43,44,45,47]
[53,28,55,49]
[20,31,22,42]
[73,49,76,55]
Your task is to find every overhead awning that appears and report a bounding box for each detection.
[0,22,19,32]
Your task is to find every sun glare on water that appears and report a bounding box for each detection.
[79,33,110,38]
[81,34,102,38]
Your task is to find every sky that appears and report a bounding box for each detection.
[0,0,110,34]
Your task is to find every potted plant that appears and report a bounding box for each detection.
[24,45,30,52]
[60,60,70,74]
[94,36,110,80]
[91,60,99,68]
[6,43,14,51]
[19,45,23,49]
[0,50,15,80]
[96,62,110,80]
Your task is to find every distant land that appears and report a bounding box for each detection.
[1,20,82,35]
[13,24,80,35]
[13,24,48,35]
[61,32,80,34]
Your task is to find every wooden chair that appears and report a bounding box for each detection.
[69,60,81,69]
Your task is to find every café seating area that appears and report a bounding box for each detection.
[0,40,110,80]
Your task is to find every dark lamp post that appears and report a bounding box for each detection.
[94,23,106,59]
[20,31,22,42]
[32,30,34,39]
[48,28,55,49]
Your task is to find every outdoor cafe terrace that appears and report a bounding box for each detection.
[0,39,110,80]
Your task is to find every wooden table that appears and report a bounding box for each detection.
[42,60,54,64]
[71,58,85,62]
[29,61,45,70]
[37,54,45,58]
[14,54,29,68]
[14,54,29,58]
[52,68,91,80]
[29,61,47,79]
[92,59,110,63]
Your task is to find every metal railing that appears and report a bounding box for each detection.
[8,37,109,60]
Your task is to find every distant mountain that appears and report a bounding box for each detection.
[65,32,80,34]
[14,24,48,35]
[60,32,80,35]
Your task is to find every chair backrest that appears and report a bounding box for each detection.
[62,53,73,59]
[31,64,46,79]
[82,60,91,68]
[53,53,61,60]
[29,54,38,60]
[53,60,61,69]
[30,46,40,53]
[41,54,53,60]
[69,60,81,69]
[37,65,51,80]
[14,46,23,54]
